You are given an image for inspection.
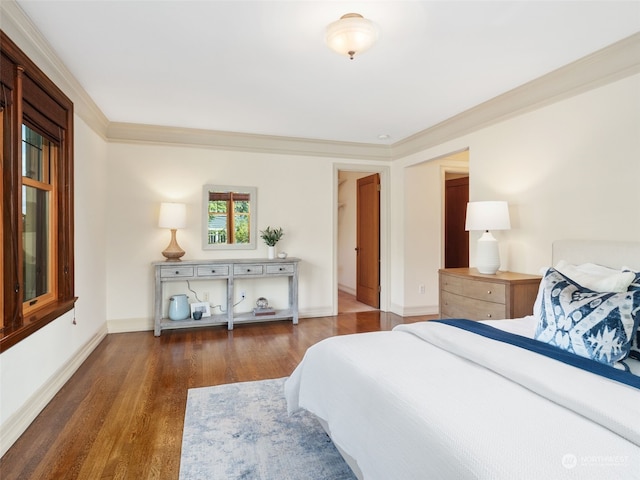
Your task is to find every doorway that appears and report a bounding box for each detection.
[337,170,381,312]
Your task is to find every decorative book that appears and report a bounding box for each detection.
[253,308,276,316]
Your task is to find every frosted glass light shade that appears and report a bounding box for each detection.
[325,13,378,60]
[465,201,511,232]
[158,202,186,229]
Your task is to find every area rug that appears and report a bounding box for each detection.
[179,377,357,479]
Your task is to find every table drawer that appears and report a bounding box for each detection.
[440,291,507,320]
[234,264,264,276]
[160,266,194,278]
[196,265,230,277]
[266,264,294,275]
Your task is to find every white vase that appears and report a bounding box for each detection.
[268,245,276,259]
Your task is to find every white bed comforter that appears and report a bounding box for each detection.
[284,319,640,480]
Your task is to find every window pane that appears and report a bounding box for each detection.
[22,125,48,182]
[208,214,228,244]
[22,184,49,302]
[234,200,249,213]
[234,213,249,244]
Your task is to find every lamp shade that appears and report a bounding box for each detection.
[465,201,511,232]
[325,13,378,59]
[158,202,186,229]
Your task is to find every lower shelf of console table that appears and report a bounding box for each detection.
[153,258,300,336]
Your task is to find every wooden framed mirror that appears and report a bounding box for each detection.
[202,185,257,250]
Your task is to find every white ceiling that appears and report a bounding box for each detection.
[14,1,640,145]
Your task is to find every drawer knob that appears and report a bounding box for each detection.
[487,313,492,318]
[279,267,284,271]
[487,290,492,294]
[211,269,216,273]
[175,271,180,274]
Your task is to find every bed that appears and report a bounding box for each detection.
[285,240,640,479]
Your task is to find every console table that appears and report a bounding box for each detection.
[153,258,300,336]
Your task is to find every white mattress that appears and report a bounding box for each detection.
[285,318,640,480]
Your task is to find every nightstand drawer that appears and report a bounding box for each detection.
[463,280,506,304]
[440,291,507,320]
[441,274,505,304]
[440,274,465,293]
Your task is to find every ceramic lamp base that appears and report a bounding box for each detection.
[476,231,500,274]
[162,228,185,261]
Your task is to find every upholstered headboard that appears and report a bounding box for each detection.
[552,240,640,271]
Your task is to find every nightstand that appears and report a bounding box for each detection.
[439,268,541,320]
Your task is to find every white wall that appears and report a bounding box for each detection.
[470,73,640,272]
[0,3,110,456]
[105,142,384,329]
[0,116,109,454]
[401,156,466,314]
[395,73,640,311]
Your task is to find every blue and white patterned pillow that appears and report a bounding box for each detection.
[624,269,640,360]
[627,270,640,292]
[534,268,640,366]
[630,329,640,361]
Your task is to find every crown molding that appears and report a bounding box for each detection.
[1,1,110,138]
[102,31,640,160]
[391,32,640,160]
[3,0,637,161]
[107,122,392,161]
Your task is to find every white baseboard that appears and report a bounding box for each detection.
[300,307,334,318]
[0,324,108,457]
[337,284,356,296]
[389,303,439,317]
[107,317,153,333]
[401,305,440,317]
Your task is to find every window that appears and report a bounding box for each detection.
[1,31,75,352]
[22,125,57,314]
[203,185,257,250]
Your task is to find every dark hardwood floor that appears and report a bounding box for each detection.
[0,311,436,480]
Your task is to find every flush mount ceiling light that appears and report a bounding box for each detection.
[325,13,378,60]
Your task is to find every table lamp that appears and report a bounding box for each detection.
[465,201,511,274]
[159,202,186,261]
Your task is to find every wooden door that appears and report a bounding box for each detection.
[356,173,380,308]
[444,176,469,268]
[444,177,469,268]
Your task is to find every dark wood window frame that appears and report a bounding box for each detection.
[1,31,75,352]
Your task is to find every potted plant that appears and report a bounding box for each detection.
[260,226,284,259]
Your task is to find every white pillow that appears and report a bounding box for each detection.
[554,260,635,293]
